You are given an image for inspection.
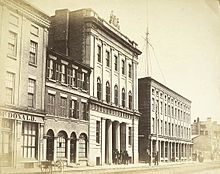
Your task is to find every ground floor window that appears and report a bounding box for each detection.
[57,131,67,159]
[79,134,87,158]
[22,122,38,159]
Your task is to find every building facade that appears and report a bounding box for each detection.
[0,0,50,168]
[191,117,220,160]
[138,77,192,162]
[43,49,91,166]
[48,9,141,166]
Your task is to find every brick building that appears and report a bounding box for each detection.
[138,77,192,162]
[48,9,141,165]
[0,0,50,168]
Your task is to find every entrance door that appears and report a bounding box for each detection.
[46,130,54,161]
[0,119,13,167]
[70,132,76,163]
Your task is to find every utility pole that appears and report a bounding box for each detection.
[145,27,150,77]
[155,102,159,155]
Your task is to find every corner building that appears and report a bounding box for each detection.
[48,9,141,166]
[0,0,50,168]
[138,77,192,162]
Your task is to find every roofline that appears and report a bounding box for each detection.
[138,77,191,103]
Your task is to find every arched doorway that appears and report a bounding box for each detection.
[57,131,68,159]
[70,132,76,163]
[46,129,54,161]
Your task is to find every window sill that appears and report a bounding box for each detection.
[29,62,37,68]
[61,83,68,87]
[7,54,17,60]
[81,89,88,93]
[48,78,56,83]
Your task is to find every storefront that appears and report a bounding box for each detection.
[0,109,44,168]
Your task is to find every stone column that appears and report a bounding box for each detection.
[108,120,112,164]
[101,118,106,165]
[174,142,176,162]
[116,122,120,151]
[67,138,70,165]
[163,141,165,161]
[53,137,58,162]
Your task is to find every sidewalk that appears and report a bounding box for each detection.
[0,161,200,174]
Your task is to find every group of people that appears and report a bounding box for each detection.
[112,149,130,165]
[146,150,159,166]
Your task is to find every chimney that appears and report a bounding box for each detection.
[49,9,70,56]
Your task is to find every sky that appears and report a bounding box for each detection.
[27,0,220,123]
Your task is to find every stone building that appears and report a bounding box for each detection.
[0,0,50,168]
[43,49,91,166]
[48,9,141,166]
[138,77,192,162]
[191,117,220,160]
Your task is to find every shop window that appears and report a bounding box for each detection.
[57,131,67,159]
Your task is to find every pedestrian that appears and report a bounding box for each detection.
[154,152,159,165]
[146,151,151,166]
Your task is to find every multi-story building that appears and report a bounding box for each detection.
[191,117,220,160]
[48,9,141,165]
[138,77,192,162]
[43,49,91,166]
[0,0,50,168]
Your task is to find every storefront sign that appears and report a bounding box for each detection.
[0,110,40,122]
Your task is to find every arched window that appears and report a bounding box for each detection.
[57,131,67,159]
[114,85,118,106]
[79,133,87,158]
[106,81,110,103]
[97,78,102,100]
[122,88,125,108]
[128,91,132,109]
[46,129,54,161]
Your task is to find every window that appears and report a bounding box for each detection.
[160,101,163,114]
[72,69,77,87]
[82,102,88,120]
[82,73,88,91]
[67,68,73,86]
[29,40,38,65]
[122,88,125,108]
[8,31,17,57]
[97,45,101,63]
[106,51,110,67]
[96,121,100,144]
[152,98,155,111]
[28,79,36,108]
[114,85,118,106]
[152,118,155,133]
[122,60,125,75]
[77,72,82,88]
[165,121,167,135]
[47,59,54,79]
[114,55,118,71]
[5,72,15,105]
[30,25,39,36]
[55,64,61,81]
[57,131,67,159]
[69,99,78,119]
[128,64,132,78]
[106,82,110,103]
[48,94,55,115]
[165,103,167,115]
[60,97,67,117]
[168,105,170,116]
[161,120,163,135]
[61,65,66,83]
[128,127,132,145]
[79,134,87,158]
[168,123,171,136]
[97,78,102,100]
[128,91,132,109]
[22,122,38,159]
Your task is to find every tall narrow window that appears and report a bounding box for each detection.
[61,65,66,83]
[128,64,132,78]
[72,69,77,87]
[29,40,38,65]
[122,88,125,108]
[48,94,55,115]
[28,79,36,108]
[160,101,163,114]
[128,127,132,145]
[122,60,125,75]
[106,82,110,103]
[57,131,67,159]
[22,122,38,158]
[82,73,88,91]
[97,78,102,100]
[47,59,54,79]
[69,99,77,119]
[79,134,87,158]
[8,31,17,57]
[60,97,67,117]
[77,72,82,88]
[152,98,155,111]
[114,85,118,106]
[97,45,101,63]
[5,72,15,105]
[128,91,132,109]
[96,121,100,144]
[67,68,73,86]
[55,64,61,81]
[81,103,88,121]
[114,55,118,71]
[106,50,110,67]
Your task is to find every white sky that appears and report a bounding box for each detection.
[27,0,220,123]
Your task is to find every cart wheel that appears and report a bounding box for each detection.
[41,165,51,174]
[56,160,64,173]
